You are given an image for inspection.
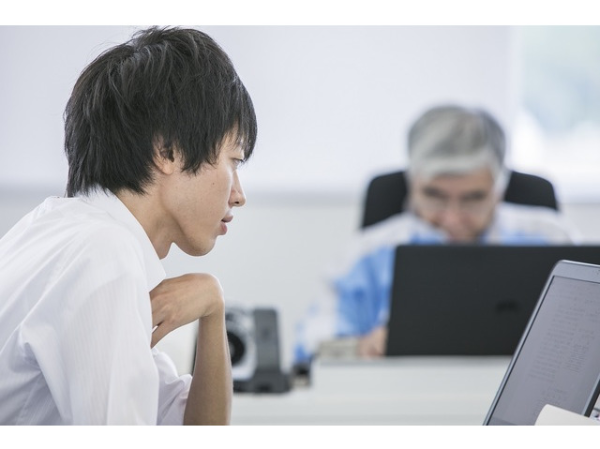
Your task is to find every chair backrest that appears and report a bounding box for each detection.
[361,170,559,229]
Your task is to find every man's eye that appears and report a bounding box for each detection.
[463,192,488,202]
[422,188,445,199]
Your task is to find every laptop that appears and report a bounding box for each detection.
[484,260,600,425]
[385,244,600,357]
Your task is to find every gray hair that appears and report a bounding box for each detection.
[407,105,508,192]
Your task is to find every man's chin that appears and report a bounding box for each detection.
[177,240,216,257]
[446,234,475,243]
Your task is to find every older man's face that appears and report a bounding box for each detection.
[410,167,498,242]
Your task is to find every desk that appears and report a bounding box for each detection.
[231,356,511,425]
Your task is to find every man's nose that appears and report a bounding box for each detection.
[437,202,465,226]
[231,172,246,207]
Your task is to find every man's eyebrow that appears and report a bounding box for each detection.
[461,190,489,199]
[421,186,446,196]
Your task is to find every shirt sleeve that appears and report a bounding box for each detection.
[334,245,395,336]
[153,348,192,425]
[294,245,395,363]
[490,203,583,244]
[24,226,161,424]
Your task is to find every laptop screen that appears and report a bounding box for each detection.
[484,261,600,425]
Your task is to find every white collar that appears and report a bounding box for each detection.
[79,189,166,291]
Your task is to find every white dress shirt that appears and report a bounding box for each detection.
[0,190,191,424]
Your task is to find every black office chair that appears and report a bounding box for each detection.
[361,170,559,229]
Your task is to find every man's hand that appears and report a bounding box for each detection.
[150,273,224,347]
[357,326,388,358]
[150,272,232,424]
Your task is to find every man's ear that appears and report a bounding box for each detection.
[153,137,178,176]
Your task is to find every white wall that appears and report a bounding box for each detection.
[200,25,516,196]
[0,25,515,195]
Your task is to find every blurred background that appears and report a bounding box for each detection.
[2,25,600,373]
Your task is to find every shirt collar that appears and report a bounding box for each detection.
[79,189,166,291]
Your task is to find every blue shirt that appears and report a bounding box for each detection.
[294,203,580,364]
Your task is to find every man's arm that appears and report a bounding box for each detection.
[184,306,232,424]
[150,273,232,425]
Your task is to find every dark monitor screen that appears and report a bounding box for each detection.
[386,244,600,356]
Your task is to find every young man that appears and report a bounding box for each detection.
[0,26,257,425]
[294,104,580,365]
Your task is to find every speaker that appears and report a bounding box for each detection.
[225,306,290,393]
[225,305,257,382]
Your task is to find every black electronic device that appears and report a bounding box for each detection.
[386,244,600,356]
[225,306,290,393]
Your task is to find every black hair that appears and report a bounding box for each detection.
[64,26,257,197]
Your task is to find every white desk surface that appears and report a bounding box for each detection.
[231,356,511,425]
